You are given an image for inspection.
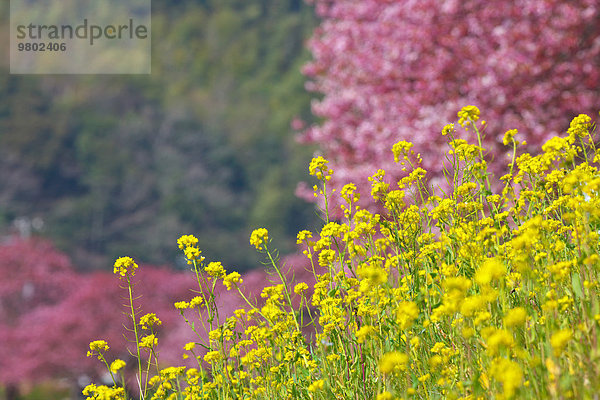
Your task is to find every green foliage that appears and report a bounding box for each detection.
[0,1,317,270]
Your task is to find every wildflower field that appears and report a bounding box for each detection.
[85,107,600,399]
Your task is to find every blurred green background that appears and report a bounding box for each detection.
[0,0,319,272]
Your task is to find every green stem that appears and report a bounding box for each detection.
[127,277,144,399]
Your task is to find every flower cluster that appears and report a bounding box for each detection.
[87,110,600,399]
[249,228,269,251]
[177,234,205,265]
[113,256,138,277]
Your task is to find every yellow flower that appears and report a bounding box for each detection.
[429,355,443,369]
[441,123,455,136]
[296,229,313,244]
[376,391,394,400]
[379,351,408,374]
[183,246,203,264]
[457,105,480,127]
[503,307,527,328]
[392,140,414,162]
[410,336,420,348]
[184,342,196,351]
[89,340,109,352]
[309,156,332,180]
[139,334,157,348]
[460,295,486,317]
[250,228,269,250]
[357,260,388,291]
[190,296,203,308]
[223,271,242,290]
[475,257,505,286]
[396,301,419,330]
[318,249,336,267]
[355,325,375,344]
[430,342,446,353]
[444,276,472,292]
[205,261,226,278]
[547,260,573,281]
[174,301,190,310]
[140,313,162,330]
[462,327,475,339]
[567,113,592,138]
[550,329,572,357]
[326,354,340,363]
[490,357,523,398]
[341,183,360,204]
[294,282,309,295]
[87,340,109,357]
[109,359,126,373]
[503,129,518,145]
[177,234,198,249]
[204,350,221,364]
[82,384,125,400]
[486,329,514,356]
[160,366,185,380]
[307,379,325,392]
[113,256,138,277]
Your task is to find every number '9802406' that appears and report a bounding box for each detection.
[17,42,67,52]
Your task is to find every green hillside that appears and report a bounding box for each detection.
[0,0,318,271]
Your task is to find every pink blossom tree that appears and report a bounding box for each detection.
[300,0,600,208]
[0,237,201,396]
[0,237,79,398]
[0,236,311,398]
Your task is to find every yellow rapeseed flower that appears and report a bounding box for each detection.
[392,140,414,162]
[250,228,269,250]
[177,234,198,250]
[460,295,487,317]
[184,342,196,351]
[82,384,125,400]
[503,129,518,146]
[567,114,592,138]
[318,249,336,267]
[376,391,394,400]
[503,307,527,328]
[205,261,226,278]
[379,351,408,374]
[204,350,221,364]
[113,256,138,277]
[109,359,125,373]
[550,329,572,357]
[294,282,309,295]
[140,313,162,330]
[355,325,375,343]
[309,156,333,180]
[307,379,325,392]
[396,301,419,330]
[457,105,480,127]
[174,301,190,310]
[490,357,523,398]
[183,246,203,264]
[475,257,505,286]
[486,329,514,356]
[441,123,455,136]
[87,340,109,358]
[296,229,312,244]
[139,334,157,348]
[223,271,242,290]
